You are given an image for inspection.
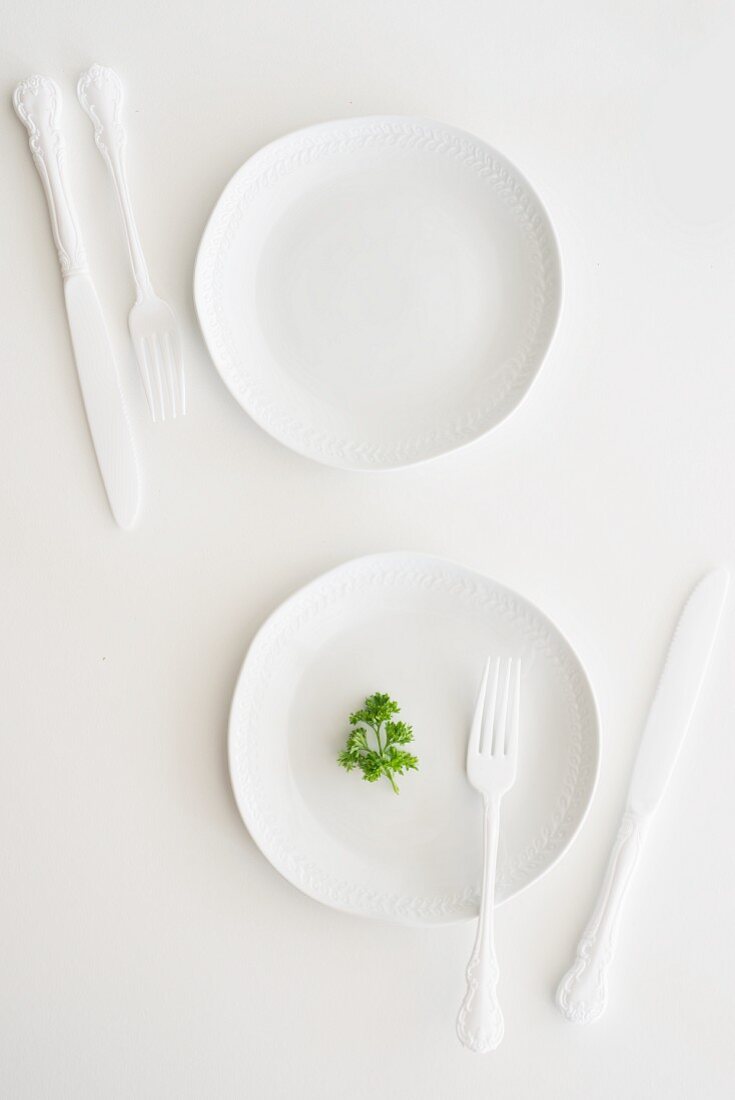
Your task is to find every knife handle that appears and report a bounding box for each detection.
[556,809,648,1023]
[77,64,151,294]
[13,76,88,278]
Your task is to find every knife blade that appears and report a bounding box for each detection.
[628,568,730,816]
[63,275,141,528]
[557,569,729,1023]
[13,75,141,529]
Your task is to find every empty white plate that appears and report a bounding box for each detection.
[229,553,599,924]
[196,117,562,469]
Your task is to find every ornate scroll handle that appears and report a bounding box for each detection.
[77,64,151,294]
[556,809,648,1023]
[456,794,504,1052]
[13,75,88,277]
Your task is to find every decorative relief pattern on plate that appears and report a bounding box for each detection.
[197,117,561,469]
[229,554,598,923]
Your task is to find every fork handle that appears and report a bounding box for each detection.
[556,809,648,1023]
[77,64,151,294]
[13,76,88,278]
[457,794,504,1052]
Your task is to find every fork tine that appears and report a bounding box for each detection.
[138,336,157,423]
[150,334,167,422]
[492,658,513,755]
[480,657,501,755]
[166,329,186,416]
[163,331,179,419]
[468,658,492,757]
[177,351,186,415]
[505,659,521,758]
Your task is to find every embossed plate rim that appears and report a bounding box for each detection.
[195,115,563,470]
[228,552,600,924]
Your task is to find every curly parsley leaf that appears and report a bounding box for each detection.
[337,692,419,794]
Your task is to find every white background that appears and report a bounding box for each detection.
[3,2,735,1097]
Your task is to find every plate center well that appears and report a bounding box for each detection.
[254,160,527,418]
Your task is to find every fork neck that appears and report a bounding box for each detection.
[105,143,151,296]
[477,793,501,933]
[125,210,152,297]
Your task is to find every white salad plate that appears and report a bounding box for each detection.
[196,116,562,470]
[229,553,599,924]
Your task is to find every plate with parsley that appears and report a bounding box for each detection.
[195,116,561,470]
[229,552,599,924]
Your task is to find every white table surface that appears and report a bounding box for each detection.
[3,3,735,1097]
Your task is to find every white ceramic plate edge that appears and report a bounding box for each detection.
[195,116,563,471]
[228,551,600,925]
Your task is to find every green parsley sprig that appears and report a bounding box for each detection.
[337,692,419,794]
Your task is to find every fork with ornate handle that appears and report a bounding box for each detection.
[77,64,185,422]
[457,657,521,1052]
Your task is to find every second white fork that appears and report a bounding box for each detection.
[456,657,521,1053]
[77,64,185,422]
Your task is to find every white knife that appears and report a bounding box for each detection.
[556,568,729,1022]
[13,75,141,529]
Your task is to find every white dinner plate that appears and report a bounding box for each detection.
[229,553,599,924]
[196,116,562,469]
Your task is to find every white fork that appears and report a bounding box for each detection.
[456,657,521,1053]
[77,64,185,422]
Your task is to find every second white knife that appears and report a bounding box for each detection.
[556,568,729,1022]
